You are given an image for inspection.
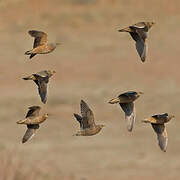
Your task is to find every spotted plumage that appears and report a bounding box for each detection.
[73,100,105,136]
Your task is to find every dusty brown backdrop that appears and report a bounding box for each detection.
[0,0,180,179]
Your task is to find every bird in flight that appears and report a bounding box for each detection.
[118,22,155,62]
[73,100,105,136]
[142,113,175,152]
[25,30,60,59]
[16,106,48,143]
[23,70,56,104]
[108,91,143,132]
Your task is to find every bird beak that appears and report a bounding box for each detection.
[56,43,61,46]
[108,97,120,104]
[47,113,53,117]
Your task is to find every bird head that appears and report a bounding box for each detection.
[99,124,105,129]
[147,22,155,29]
[47,70,56,77]
[137,91,144,97]
[168,114,175,120]
[44,113,49,119]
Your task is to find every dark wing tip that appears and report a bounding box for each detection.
[22,138,27,144]
[42,99,47,104]
[41,96,47,104]
[80,99,86,104]
[73,113,82,122]
[30,54,36,59]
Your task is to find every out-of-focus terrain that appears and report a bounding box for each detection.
[0,0,180,179]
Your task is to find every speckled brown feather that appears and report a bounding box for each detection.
[74,100,104,136]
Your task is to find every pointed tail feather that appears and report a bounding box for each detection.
[142,119,150,123]
[16,119,27,124]
[23,75,35,80]
[118,27,132,32]
[25,50,32,55]
[29,53,36,59]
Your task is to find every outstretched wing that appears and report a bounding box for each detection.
[135,39,147,62]
[28,30,48,48]
[152,113,168,120]
[80,100,96,129]
[22,124,40,143]
[120,102,135,132]
[151,124,168,152]
[26,106,41,118]
[37,80,48,104]
[33,75,48,104]
[129,31,147,62]
[73,113,83,130]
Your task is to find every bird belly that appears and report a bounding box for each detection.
[31,45,52,54]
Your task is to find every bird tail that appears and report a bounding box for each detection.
[142,119,150,123]
[25,50,32,55]
[23,75,35,80]
[25,50,36,59]
[118,27,132,32]
[16,119,27,124]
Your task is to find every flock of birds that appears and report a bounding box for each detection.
[16,22,174,152]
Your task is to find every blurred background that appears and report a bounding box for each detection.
[0,0,180,179]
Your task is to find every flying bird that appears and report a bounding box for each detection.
[73,100,105,136]
[142,113,175,152]
[25,30,60,59]
[23,70,56,104]
[108,91,143,132]
[118,22,155,62]
[16,106,48,143]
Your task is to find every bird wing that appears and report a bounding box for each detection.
[28,30,48,48]
[37,79,48,104]
[129,32,141,42]
[151,124,168,152]
[73,113,83,130]
[119,91,136,102]
[32,75,48,104]
[26,106,41,118]
[36,70,49,78]
[135,39,147,62]
[80,100,96,129]
[22,124,40,143]
[136,29,147,41]
[120,102,135,132]
[152,113,168,120]
[129,31,147,62]
[131,22,146,29]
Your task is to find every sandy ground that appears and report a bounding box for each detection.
[0,0,180,179]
